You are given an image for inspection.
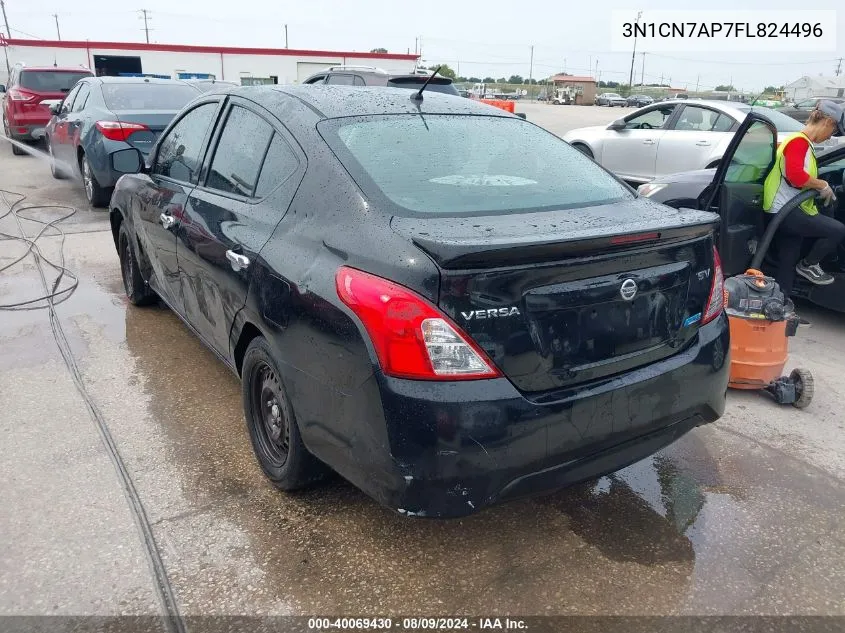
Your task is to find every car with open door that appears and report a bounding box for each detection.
[109,85,729,518]
[640,112,845,312]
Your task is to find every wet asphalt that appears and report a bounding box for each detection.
[1,104,845,617]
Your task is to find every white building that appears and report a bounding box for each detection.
[0,36,419,86]
[784,75,845,102]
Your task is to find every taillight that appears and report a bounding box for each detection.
[95,121,150,142]
[8,89,36,102]
[701,246,726,325]
[335,266,501,380]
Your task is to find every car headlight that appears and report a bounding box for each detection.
[637,182,667,198]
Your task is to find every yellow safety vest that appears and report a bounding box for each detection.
[762,132,818,216]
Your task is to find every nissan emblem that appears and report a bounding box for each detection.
[620,279,638,301]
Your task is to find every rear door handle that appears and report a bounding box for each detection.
[159,213,177,230]
[696,140,711,146]
[226,250,250,271]
[643,139,655,145]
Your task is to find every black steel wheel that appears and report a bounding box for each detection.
[791,368,814,409]
[242,337,327,490]
[118,222,157,306]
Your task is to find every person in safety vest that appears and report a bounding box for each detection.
[762,100,845,293]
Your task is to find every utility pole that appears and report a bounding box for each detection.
[640,52,645,86]
[528,45,534,97]
[628,10,643,93]
[139,9,151,44]
[836,58,843,76]
[284,24,288,48]
[1,0,11,44]
[696,74,700,94]
[52,14,61,40]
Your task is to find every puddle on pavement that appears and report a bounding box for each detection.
[10,234,845,615]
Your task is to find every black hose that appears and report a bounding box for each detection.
[749,189,820,270]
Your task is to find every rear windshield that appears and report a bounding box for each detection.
[736,106,804,133]
[321,114,632,215]
[19,71,91,92]
[387,77,459,96]
[101,83,199,111]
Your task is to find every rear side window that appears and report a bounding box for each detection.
[323,115,632,215]
[711,113,735,133]
[19,71,91,92]
[255,134,299,198]
[102,83,199,111]
[326,74,356,86]
[71,84,91,112]
[206,105,274,197]
[154,102,218,183]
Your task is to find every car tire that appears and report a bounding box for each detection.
[4,118,26,156]
[47,137,66,179]
[82,154,111,208]
[118,222,158,306]
[572,143,594,159]
[242,337,327,490]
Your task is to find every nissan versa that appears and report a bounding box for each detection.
[109,85,730,518]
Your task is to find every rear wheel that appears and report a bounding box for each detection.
[118,223,157,306]
[4,118,26,155]
[791,368,814,409]
[48,137,66,179]
[242,337,327,490]
[82,154,110,208]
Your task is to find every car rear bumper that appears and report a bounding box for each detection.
[338,314,729,518]
[6,123,47,141]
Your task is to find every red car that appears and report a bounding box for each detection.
[2,64,93,155]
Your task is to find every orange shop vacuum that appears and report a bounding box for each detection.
[724,269,812,408]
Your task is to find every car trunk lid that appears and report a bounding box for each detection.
[113,110,179,154]
[392,200,719,397]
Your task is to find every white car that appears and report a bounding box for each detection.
[563,99,815,184]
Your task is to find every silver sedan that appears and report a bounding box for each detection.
[563,99,815,184]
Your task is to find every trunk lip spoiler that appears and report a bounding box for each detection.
[410,221,717,270]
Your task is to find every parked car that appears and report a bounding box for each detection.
[45,77,201,207]
[1,64,94,155]
[777,96,845,124]
[596,93,627,107]
[563,99,812,184]
[109,85,729,518]
[639,114,845,312]
[626,94,654,107]
[303,65,460,96]
[186,79,239,93]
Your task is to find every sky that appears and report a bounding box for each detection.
[2,0,843,91]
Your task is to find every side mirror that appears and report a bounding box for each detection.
[49,102,62,115]
[608,119,627,131]
[112,148,145,174]
[0,84,6,93]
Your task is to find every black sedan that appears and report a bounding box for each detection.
[626,94,654,107]
[109,85,729,517]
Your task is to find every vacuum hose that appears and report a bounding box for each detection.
[749,189,820,271]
